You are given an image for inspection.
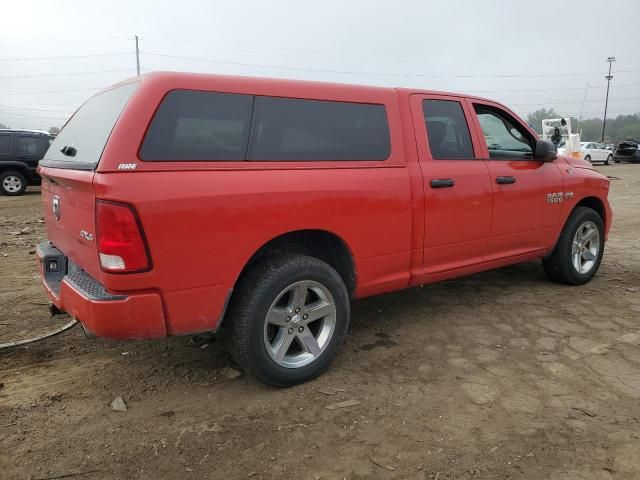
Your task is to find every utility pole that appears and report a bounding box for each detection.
[601,56,616,142]
[135,35,140,76]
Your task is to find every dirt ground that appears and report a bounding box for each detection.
[1,164,639,480]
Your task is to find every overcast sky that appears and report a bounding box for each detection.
[1,0,639,130]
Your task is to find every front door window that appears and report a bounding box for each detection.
[474,106,534,159]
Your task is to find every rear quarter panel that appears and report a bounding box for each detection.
[94,168,412,335]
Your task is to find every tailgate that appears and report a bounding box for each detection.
[36,82,140,281]
[40,167,101,280]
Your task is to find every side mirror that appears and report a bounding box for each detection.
[534,139,557,162]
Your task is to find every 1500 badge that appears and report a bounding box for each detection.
[547,192,563,204]
[546,192,574,204]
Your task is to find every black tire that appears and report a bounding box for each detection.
[584,155,591,163]
[0,170,28,196]
[606,154,615,165]
[542,207,604,285]
[225,254,350,387]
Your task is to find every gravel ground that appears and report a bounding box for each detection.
[1,164,639,480]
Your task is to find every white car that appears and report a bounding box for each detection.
[581,142,615,165]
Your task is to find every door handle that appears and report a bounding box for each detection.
[430,178,455,188]
[496,176,516,185]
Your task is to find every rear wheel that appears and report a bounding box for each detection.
[542,207,604,285]
[0,171,27,196]
[606,154,614,165]
[226,254,350,387]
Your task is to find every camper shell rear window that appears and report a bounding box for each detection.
[41,82,138,170]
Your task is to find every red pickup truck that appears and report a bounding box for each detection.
[37,72,612,386]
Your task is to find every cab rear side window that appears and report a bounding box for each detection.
[139,90,391,162]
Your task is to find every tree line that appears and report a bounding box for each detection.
[525,108,640,143]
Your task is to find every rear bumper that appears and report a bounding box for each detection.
[614,152,640,162]
[36,241,167,339]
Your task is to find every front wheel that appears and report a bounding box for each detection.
[0,171,28,196]
[542,207,604,285]
[584,155,592,163]
[225,255,350,387]
[606,154,615,165]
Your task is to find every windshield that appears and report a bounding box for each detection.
[44,82,138,169]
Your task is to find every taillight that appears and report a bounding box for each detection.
[96,200,151,273]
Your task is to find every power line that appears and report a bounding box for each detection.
[0,87,103,96]
[465,82,640,94]
[521,107,640,117]
[0,110,69,119]
[1,99,78,108]
[0,52,132,62]
[140,51,640,78]
[0,104,73,113]
[0,36,131,47]
[0,106,70,115]
[509,96,640,106]
[0,68,131,80]
[138,37,621,63]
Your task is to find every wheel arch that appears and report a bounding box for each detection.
[217,229,357,332]
[574,196,606,225]
[546,195,607,259]
[236,229,357,298]
[0,163,33,180]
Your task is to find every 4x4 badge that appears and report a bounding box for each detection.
[80,230,94,241]
[52,196,60,221]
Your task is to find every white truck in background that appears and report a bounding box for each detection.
[541,118,582,158]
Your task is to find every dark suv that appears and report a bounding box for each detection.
[614,139,640,163]
[0,129,52,195]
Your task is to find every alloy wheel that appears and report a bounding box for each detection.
[263,280,337,369]
[2,175,23,193]
[572,221,600,274]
